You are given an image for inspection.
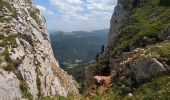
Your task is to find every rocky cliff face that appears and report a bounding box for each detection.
[107,0,130,45]
[0,0,79,99]
[86,0,170,95]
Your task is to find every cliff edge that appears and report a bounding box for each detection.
[86,0,170,99]
[0,0,79,99]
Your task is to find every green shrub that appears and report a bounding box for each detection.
[2,48,12,62]
[4,63,14,71]
[0,34,5,40]
[81,75,170,100]
[20,80,33,100]
[0,0,18,18]
[2,47,23,71]
[36,67,42,97]
[110,0,170,57]
[29,9,39,23]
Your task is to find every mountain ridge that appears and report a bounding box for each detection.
[85,0,170,99]
[0,0,79,99]
[50,29,108,64]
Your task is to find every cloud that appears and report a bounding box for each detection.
[50,0,84,16]
[49,0,116,20]
[45,0,118,31]
[36,5,46,12]
[77,16,88,20]
[87,0,114,11]
[46,11,54,15]
[36,4,54,16]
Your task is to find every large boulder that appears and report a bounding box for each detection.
[132,58,167,82]
[85,66,96,85]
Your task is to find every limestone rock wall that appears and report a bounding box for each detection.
[107,0,134,46]
[0,0,79,99]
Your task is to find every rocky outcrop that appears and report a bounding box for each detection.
[0,0,79,99]
[132,58,166,82]
[85,0,170,95]
[85,65,96,85]
[0,69,21,100]
[158,25,170,40]
[107,0,128,46]
[87,0,170,93]
[108,45,170,92]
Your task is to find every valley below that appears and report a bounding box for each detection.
[0,0,170,100]
[50,29,108,82]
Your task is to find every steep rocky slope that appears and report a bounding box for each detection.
[85,0,170,99]
[0,0,79,99]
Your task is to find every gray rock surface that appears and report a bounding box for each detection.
[0,69,21,100]
[158,25,170,40]
[0,0,79,99]
[85,65,96,85]
[107,0,133,46]
[132,58,166,82]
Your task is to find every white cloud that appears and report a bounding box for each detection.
[36,4,54,16]
[87,0,114,11]
[50,0,84,16]
[47,11,54,15]
[49,0,116,20]
[77,16,88,20]
[36,5,46,12]
[46,0,118,31]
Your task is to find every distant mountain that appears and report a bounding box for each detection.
[50,29,108,64]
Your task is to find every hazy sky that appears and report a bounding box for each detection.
[33,0,118,32]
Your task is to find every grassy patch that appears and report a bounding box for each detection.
[0,33,18,47]
[39,75,170,100]
[20,80,33,100]
[88,75,170,100]
[35,67,42,97]
[1,48,23,71]
[110,0,170,56]
[0,32,32,47]
[15,72,33,99]
[0,0,18,18]
[153,41,170,64]
[0,33,27,71]
[2,48,13,71]
[29,9,39,23]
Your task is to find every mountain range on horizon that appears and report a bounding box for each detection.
[50,29,109,65]
[0,0,170,99]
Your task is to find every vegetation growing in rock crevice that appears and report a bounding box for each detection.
[0,32,31,71]
[14,66,33,99]
[94,0,170,75]
[110,0,170,56]
[0,0,18,19]
[0,32,34,47]
[20,80,33,100]
[28,9,39,23]
[40,75,170,100]
[88,0,170,99]
[153,41,170,65]
[1,48,23,71]
[35,66,42,97]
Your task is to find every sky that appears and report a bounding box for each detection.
[33,0,118,32]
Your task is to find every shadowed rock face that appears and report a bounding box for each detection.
[159,26,170,40]
[0,0,79,99]
[107,0,135,47]
[107,0,128,46]
[86,0,170,95]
